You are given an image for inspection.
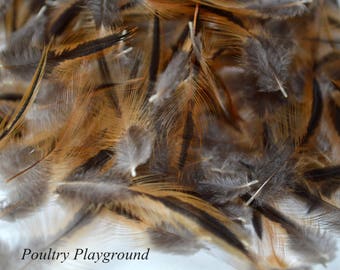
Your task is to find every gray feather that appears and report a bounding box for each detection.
[243,32,295,98]
[0,12,46,79]
[149,51,189,106]
[56,182,133,204]
[86,0,120,29]
[115,125,154,177]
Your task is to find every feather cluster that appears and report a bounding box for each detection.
[0,0,339,269]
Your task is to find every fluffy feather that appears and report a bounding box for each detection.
[114,125,154,177]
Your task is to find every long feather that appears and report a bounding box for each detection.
[0,43,49,147]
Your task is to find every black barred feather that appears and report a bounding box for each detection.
[50,30,132,61]
[0,1,339,270]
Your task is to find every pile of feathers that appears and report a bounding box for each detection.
[0,0,339,269]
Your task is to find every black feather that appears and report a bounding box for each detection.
[301,79,323,145]
[304,165,340,182]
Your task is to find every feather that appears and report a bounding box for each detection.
[300,79,323,145]
[46,0,82,39]
[0,145,48,215]
[56,182,134,203]
[50,30,132,62]
[0,9,46,78]
[86,0,121,29]
[149,50,189,106]
[66,148,114,180]
[0,43,49,147]
[288,227,336,265]
[304,165,340,181]
[198,151,258,203]
[177,104,195,172]
[242,29,295,98]
[244,194,337,266]
[115,125,154,177]
[147,223,203,254]
[252,211,263,239]
[246,145,295,205]
[147,15,161,97]
[239,0,312,18]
